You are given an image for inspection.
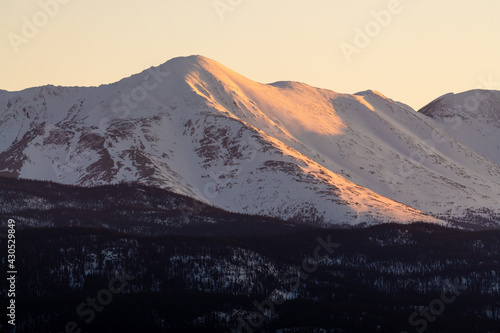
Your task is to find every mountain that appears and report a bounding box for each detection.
[419,89,500,165]
[1,55,499,228]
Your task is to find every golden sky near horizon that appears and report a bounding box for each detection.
[1,0,500,109]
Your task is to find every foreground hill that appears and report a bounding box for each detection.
[6,224,500,332]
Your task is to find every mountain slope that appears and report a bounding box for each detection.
[161,56,500,225]
[419,89,500,165]
[1,56,499,227]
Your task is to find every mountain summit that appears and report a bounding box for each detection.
[1,56,500,228]
[419,89,500,165]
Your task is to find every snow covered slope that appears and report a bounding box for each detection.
[419,90,500,165]
[1,55,499,227]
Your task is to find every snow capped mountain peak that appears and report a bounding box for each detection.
[420,90,500,120]
[154,55,247,86]
[419,89,500,166]
[354,89,388,100]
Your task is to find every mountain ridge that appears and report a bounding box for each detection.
[419,89,500,165]
[1,55,499,228]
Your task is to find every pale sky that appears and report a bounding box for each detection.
[1,0,500,110]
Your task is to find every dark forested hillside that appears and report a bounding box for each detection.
[1,225,499,333]
[0,176,302,236]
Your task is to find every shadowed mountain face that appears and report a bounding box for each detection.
[1,55,500,228]
[419,89,500,165]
